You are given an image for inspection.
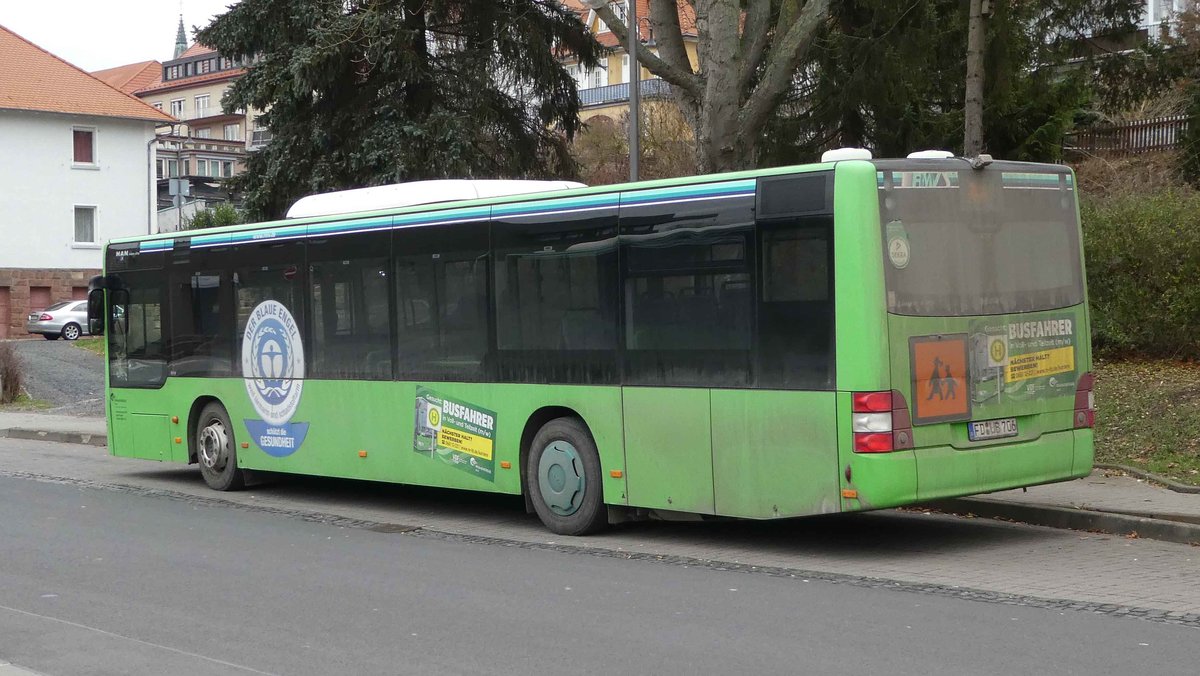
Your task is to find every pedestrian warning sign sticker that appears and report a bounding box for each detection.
[911,334,971,424]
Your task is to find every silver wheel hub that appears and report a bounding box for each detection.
[198,421,229,470]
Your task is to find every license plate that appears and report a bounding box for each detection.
[968,417,1018,441]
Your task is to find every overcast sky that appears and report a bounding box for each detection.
[1,1,241,72]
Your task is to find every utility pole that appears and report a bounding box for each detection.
[963,0,989,157]
[627,0,640,182]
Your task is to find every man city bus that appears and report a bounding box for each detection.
[88,150,1094,535]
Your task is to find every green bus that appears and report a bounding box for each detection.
[87,155,1095,535]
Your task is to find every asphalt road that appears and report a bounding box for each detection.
[5,339,104,416]
[0,474,1196,676]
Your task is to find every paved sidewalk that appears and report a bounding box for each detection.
[0,411,106,446]
[2,409,1199,543]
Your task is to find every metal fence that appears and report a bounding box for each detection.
[1066,115,1190,155]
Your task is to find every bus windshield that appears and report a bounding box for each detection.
[876,165,1084,317]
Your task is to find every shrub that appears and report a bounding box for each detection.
[185,202,245,230]
[0,343,22,404]
[1081,187,1200,358]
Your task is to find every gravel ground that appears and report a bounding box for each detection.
[4,339,104,417]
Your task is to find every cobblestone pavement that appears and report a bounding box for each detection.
[2,437,1198,622]
[3,340,103,416]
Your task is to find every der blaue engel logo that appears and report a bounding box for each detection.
[242,300,309,456]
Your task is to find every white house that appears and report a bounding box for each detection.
[0,24,174,338]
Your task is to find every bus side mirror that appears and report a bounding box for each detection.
[87,288,105,337]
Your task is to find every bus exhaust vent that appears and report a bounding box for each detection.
[286,179,587,219]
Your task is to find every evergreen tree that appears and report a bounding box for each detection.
[197,0,602,219]
[760,0,1146,165]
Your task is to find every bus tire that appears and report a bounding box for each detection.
[527,417,607,536]
[196,402,246,491]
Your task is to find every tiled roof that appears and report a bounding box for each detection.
[0,24,175,123]
[134,68,245,96]
[561,0,697,49]
[177,43,217,59]
[91,60,162,95]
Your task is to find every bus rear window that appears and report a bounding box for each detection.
[877,166,1084,317]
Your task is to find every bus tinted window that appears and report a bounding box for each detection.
[395,222,491,381]
[620,193,755,387]
[877,166,1084,316]
[494,206,619,384]
[757,217,834,389]
[108,270,167,388]
[233,241,306,374]
[168,266,233,378]
[311,258,392,379]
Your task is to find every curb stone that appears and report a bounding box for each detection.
[0,428,106,447]
[1094,463,1200,495]
[928,497,1200,546]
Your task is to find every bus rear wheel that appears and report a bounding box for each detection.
[196,402,245,491]
[527,417,607,536]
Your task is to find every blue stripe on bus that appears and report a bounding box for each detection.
[136,179,760,251]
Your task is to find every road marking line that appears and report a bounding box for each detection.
[0,603,280,675]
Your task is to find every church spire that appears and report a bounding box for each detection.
[173,14,188,59]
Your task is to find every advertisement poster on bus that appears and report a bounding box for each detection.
[414,387,496,482]
[968,314,1078,404]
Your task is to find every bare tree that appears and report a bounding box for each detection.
[585,0,831,173]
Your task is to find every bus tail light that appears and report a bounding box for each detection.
[852,391,913,453]
[1074,372,1095,429]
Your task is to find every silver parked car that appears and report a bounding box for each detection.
[26,300,90,341]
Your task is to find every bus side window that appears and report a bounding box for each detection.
[394,222,491,382]
[493,206,619,385]
[757,217,835,389]
[620,192,755,387]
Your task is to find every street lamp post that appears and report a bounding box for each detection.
[627,0,640,182]
[583,0,640,181]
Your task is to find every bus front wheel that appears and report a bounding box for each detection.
[527,417,607,536]
[196,402,246,491]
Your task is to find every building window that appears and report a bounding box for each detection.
[182,159,190,176]
[223,123,241,141]
[185,62,195,76]
[195,128,212,139]
[166,158,179,177]
[622,54,630,84]
[221,57,233,70]
[74,206,96,243]
[170,99,185,117]
[194,94,210,117]
[196,159,208,177]
[153,102,163,111]
[72,127,95,164]
[221,161,234,177]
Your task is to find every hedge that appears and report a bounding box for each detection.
[1081,188,1200,358]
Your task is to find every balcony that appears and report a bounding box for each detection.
[182,106,246,122]
[578,79,672,108]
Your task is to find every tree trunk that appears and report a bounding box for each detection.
[963,0,986,157]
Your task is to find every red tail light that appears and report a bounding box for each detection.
[1074,372,1095,429]
[39,313,52,321]
[853,391,913,453]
